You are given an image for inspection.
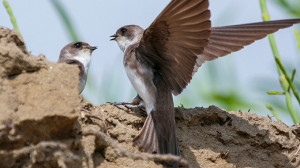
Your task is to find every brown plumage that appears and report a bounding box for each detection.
[110,0,300,167]
[139,0,211,95]
[193,19,300,74]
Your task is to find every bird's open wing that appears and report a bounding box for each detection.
[193,19,300,74]
[136,0,211,95]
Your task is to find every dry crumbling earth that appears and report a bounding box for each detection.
[0,27,300,168]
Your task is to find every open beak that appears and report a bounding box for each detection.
[110,34,118,41]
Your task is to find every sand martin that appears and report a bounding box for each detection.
[110,0,300,166]
[58,41,97,93]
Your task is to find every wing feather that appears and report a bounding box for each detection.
[193,19,300,74]
[137,0,211,95]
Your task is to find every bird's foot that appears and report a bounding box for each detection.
[108,101,137,110]
[109,102,134,106]
[137,105,146,113]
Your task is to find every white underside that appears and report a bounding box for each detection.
[72,51,91,93]
[125,66,156,114]
[116,32,156,113]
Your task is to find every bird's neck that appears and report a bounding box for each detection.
[118,36,142,53]
[73,53,91,73]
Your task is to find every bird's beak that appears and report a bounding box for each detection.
[89,46,97,51]
[110,34,118,41]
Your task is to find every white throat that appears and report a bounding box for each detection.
[116,36,138,52]
[73,52,91,73]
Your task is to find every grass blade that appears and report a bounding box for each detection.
[259,0,300,124]
[49,0,79,41]
[3,0,21,35]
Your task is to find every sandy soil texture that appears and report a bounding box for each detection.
[0,27,299,168]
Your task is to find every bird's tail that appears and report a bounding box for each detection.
[133,109,180,167]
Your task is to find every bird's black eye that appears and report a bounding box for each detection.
[74,42,82,48]
[121,28,127,34]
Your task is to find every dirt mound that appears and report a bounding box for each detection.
[0,27,81,168]
[0,27,299,168]
[78,102,300,168]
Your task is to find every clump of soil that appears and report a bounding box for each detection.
[0,27,81,168]
[0,27,299,168]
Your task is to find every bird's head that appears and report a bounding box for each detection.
[58,41,97,73]
[110,25,144,52]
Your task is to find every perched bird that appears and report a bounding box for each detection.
[110,0,300,166]
[58,41,97,93]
